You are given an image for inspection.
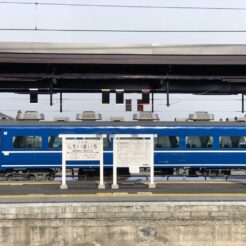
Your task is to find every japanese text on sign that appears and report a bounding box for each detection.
[115,139,152,167]
[64,139,101,160]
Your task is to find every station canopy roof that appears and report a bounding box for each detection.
[1,42,246,94]
[1,42,246,64]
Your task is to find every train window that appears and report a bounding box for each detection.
[13,136,42,148]
[220,136,246,148]
[48,136,62,148]
[186,136,213,148]
[155,136,179,148]
[103,137,111,149]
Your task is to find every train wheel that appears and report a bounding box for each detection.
[7,175,14,181]
[28,175,36,181]
[45,175,54,181]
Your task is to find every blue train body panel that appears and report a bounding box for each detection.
[0,123,246,170]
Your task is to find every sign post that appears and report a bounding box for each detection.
[112,134,156,189]
[60,139,68,189]
[112,137,119,189]
[59,134,106,190]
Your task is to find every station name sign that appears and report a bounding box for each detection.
[64,139,101,161]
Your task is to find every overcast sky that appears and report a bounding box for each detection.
[0,0,246,121]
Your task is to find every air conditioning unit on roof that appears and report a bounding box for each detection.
[76,111,102,121]
[189,111,214,121]
[133,112,160,121]
[54,116,70,122]
[16,111,44,121]
[110,116,124,122]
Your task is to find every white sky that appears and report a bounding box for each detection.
[0,0,246,121]
[1,93,243,121]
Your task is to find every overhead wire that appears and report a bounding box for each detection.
[1,28,246,33]
[1,1,246,11]
[0,1,245,32]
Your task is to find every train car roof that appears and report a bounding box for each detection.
[0,121,246,127]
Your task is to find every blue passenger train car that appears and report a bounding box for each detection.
[0,117,246,180]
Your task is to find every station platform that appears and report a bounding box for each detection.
[0,180,246,203]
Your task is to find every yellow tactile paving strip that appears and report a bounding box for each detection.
[0,181,242,186]
[0,193,245,199]
[143,181,243,185]
[0,182,61,186]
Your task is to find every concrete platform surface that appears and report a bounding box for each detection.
[0,180,245,202]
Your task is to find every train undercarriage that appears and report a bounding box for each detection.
[0,169,56,181]
[77,167,235,180]
[0,167,241,181]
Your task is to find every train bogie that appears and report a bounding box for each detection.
[0,169,55,181]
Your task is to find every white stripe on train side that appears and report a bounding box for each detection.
[1,150,113,154]
[1,164,112,167]
[2,164,246,168]
[2,151,61,154]
[155,150,246,153]
[2,150,246,154]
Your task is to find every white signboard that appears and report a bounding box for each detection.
[59,134,106,190]
[64,139,101,161]
[112,134,156,189]
[116,139,152,167]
